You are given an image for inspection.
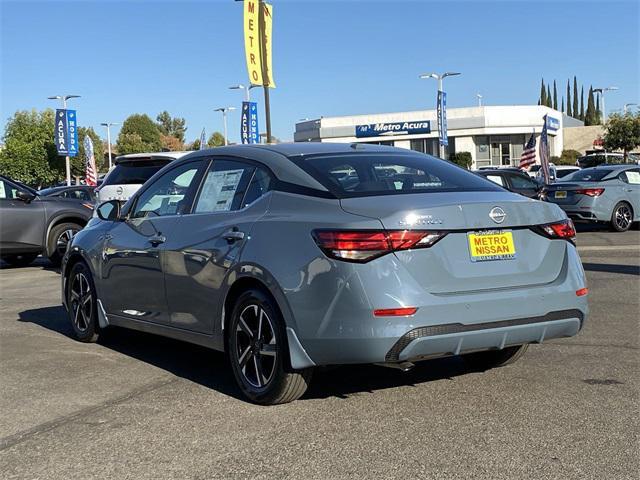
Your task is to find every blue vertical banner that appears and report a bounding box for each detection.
[66,110,78,157]
[437,90,448,146]
[241,101,260,144]
[55,109,69,155]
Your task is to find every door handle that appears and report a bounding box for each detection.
[149,234,166,246]
[223,230,245,242]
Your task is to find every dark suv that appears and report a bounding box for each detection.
[0,175,93,267]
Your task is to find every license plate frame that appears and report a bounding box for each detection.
[467,230,516,262]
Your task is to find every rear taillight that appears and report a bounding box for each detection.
[537,219,576,242]
[575,188,604,197]
[312,230,446,263]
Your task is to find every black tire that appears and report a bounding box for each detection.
[48,222,82,266]
[227,288,312,405]
[67,261,100,343]
[1,253,38,267]
[610,202,633,232]
[463,344,529,371]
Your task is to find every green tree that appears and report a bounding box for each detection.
[595,94,602,124]
[552,81,558,110]
[558,149,582,165]
[579,87,585,121]
[572,76,579,119]
[189,131,225,150]
[0,109,62,187]
[156,111,187,143]
[603,112,640,160]
[566,79,572,117]
[116,114,162,154]
[539,78,546,106]
[546,85,552,107]
[585,86,596,126]
[561,97,564,113]
[449,151,472,169]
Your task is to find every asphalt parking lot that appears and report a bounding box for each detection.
[1,227,638,479]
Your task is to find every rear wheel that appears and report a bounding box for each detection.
[1,253,38,267]
[227,289,312,405]
[67,261,100,343]
[610,202,633,232]
[48,222,82,266]
[463,344,529,371]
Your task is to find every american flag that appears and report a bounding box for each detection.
[539,115,551,184]
[519,131,536,169]
[199,127,206,150]
[83,136,97,187]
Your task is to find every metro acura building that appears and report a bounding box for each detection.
[294,105,583,168]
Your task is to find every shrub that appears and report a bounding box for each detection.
[449,151,472,169]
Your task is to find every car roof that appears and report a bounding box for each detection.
[175,143,418,192]
[476,169,525,174]
[39,185,94,194]
[114,151,190,164]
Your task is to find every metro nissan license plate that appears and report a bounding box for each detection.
[555,191,567,199]
[468,230,516,262]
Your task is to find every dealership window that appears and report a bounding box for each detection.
[475,136,490,167]
[410,138,453,159]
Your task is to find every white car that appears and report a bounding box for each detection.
[555,165,580,179]
[95,152,189,204]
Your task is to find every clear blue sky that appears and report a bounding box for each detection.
[1,0,638,144]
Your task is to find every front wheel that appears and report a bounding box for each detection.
[227,289,312,405]
[610,202,633,232]
[67,261,100,343]
[463,344,529,371]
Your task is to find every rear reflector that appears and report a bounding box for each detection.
[312,230,445,263]
[537,219,576,241]
[576,288,588,296]
[373,307,418,317]
[576,188,605,197]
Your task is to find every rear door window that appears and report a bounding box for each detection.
[193,160,255,213]
[486,175,504,186]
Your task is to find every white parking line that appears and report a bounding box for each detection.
[577,245,640,252]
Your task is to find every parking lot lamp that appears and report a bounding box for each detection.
[214,107,236,146]
[100,122,119,171]
[623,103,637,114]
[419,72,461,159]
[477,93,483,107]
[229,84,258,102]
[593,86,618,123]
[48,94,81,186]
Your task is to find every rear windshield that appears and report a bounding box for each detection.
[102,160,170,186]
[561,168,614,182]
[294,153,503,198]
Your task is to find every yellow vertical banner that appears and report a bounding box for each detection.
[244,0,263,86]
[261,2,275,88]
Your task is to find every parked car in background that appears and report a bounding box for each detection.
[476,168,544,199]
[38,185,97,204]
[62,143,587,404]
[546,165,640,231]
[95,151,189,204]
[0,174,93,267]
[576,152,640,169]
[527,163,557,182]
[555,166,580,179]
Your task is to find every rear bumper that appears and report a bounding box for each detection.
[550,198,611,222]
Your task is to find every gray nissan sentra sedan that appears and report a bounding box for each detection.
[61,143,588,404]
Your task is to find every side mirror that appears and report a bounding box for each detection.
[96,200,122,221]
[16,190,36,203]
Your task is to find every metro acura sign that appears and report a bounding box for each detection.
[355,120,431,138]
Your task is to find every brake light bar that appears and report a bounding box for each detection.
[575,188,604,197]
[536,219,576,242]
[312,230,446,263]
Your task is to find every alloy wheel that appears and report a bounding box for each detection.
[235,304,277,388]
[70,273,93,332]
[56,228,77,257]
[615,205,632,230]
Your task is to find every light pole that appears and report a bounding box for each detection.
[100,122,118,171]
[623,103,637,114]
[593,86,618,123]
[419,72,461,159]
[229,84,258,102]
[48,94,80,186]
[476,93,483,107]
[215,107,236,145]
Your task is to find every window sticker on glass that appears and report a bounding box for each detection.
[196,169,244,212]
[626,171,640,184]
[0,181,6,199]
